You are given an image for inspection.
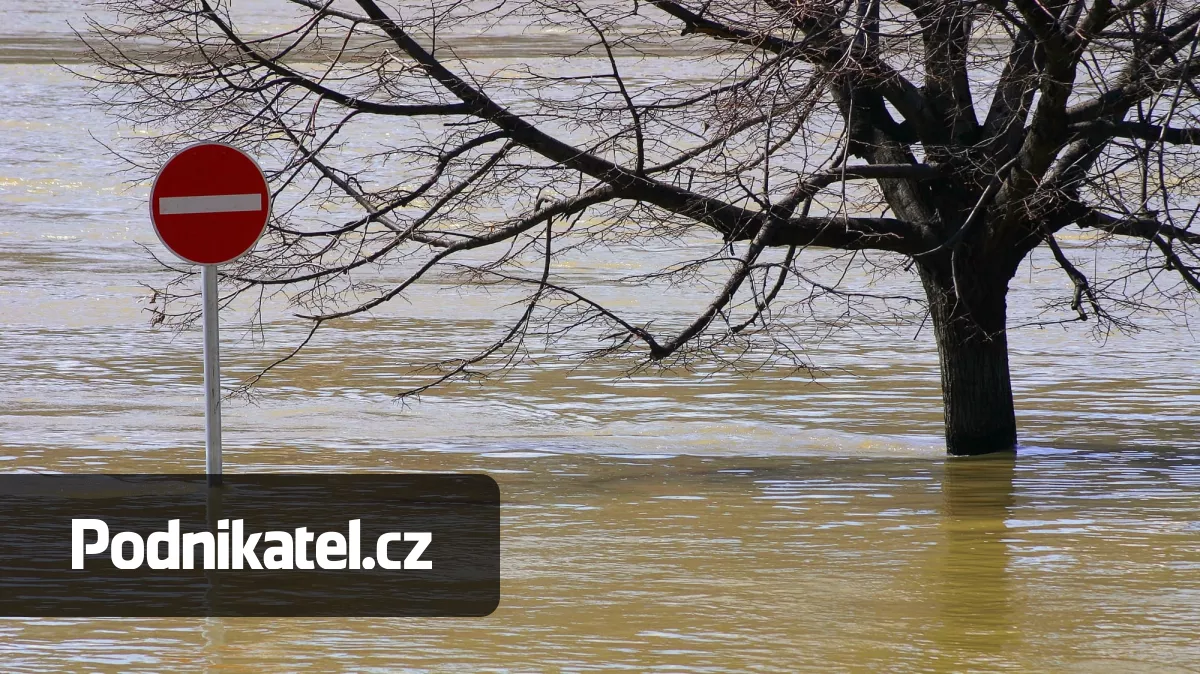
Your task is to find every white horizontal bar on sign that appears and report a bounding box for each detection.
[159,193,262,215]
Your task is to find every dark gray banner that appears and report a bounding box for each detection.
[0,474,499,617]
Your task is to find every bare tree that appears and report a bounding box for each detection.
[81,0,1200,454]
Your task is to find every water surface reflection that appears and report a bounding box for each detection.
[934,455,1018,669]
[2,450,1193,671]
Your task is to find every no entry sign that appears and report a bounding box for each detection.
[148,142,271,485]
[150,143,270,264]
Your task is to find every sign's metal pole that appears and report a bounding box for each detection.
[202,264,222,487]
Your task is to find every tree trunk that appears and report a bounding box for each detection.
[919,264,1018,455]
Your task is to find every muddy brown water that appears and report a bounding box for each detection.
[1,7,1199,671]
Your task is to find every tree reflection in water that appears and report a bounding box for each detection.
[933,453,1019,667]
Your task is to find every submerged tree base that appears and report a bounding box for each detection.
[946,434,1020,457]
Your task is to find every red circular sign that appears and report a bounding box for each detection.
[150,143,270,264]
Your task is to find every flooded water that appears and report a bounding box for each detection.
[1,4,1200,671]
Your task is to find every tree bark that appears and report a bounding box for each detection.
[919,263,1018,455]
